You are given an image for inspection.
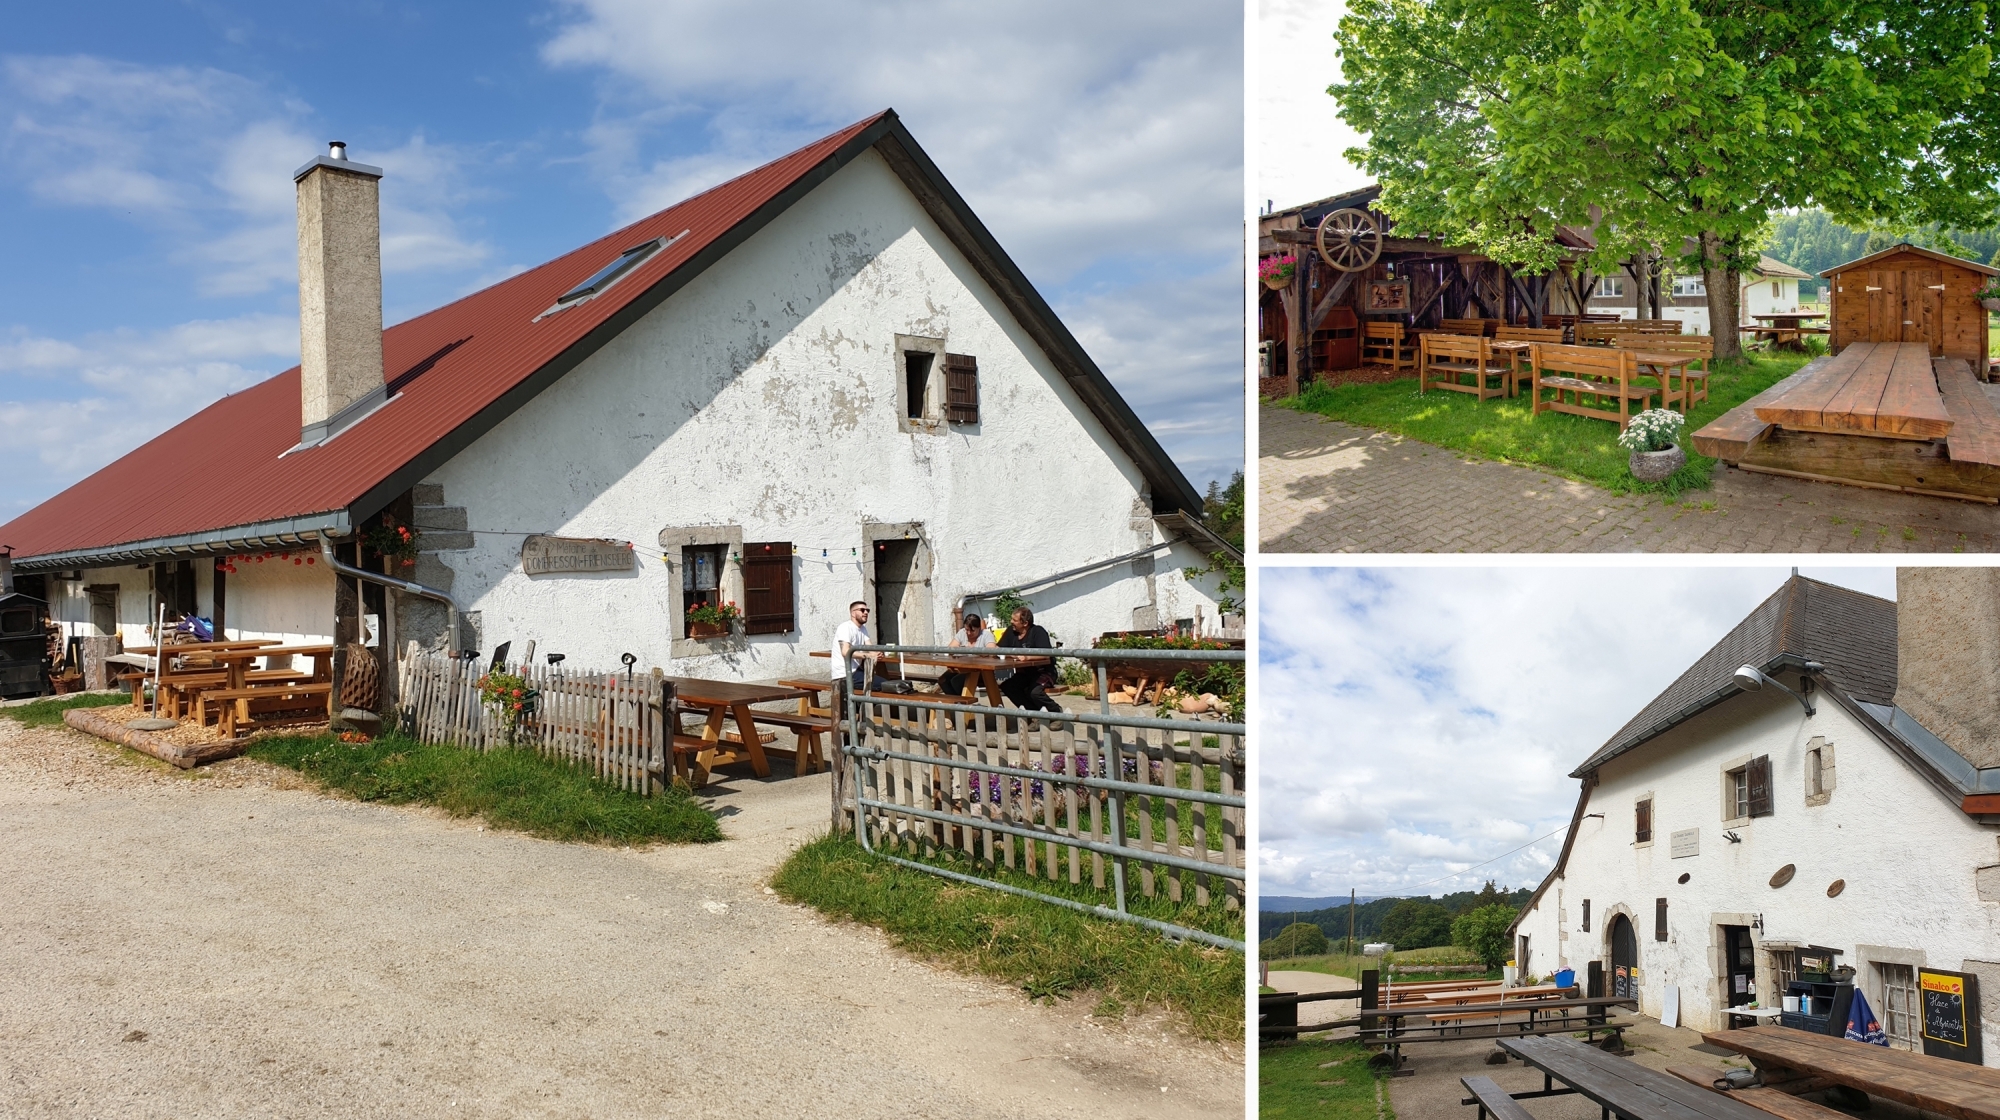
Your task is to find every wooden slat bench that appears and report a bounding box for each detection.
[1421,333,1509,400]
[200,682,333,738]
[1438,317,1496,336]
[749,710,831,773]
[1530,343,1657,429]
[1460,1075,1536,1120]
[1936,357,2000,468]
[1622,334,1715,409]
[1665,1068,1849,1119]
[1362,320,1418,371]
[1691,358,1832,460]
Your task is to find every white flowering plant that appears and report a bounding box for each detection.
[1617,408,1686,453]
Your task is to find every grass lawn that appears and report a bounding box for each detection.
[247,732,721,845]
[0,691,131,728]
[1260,1038,1393,1119]
[771,833,1244,1041]
[1282,349,1814,495]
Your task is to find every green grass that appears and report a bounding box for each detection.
[1260,1038,1393,1119]
[771,833,1245,1041]
[246,732,721,845]
[0,691,130,728]
[1283,350,1813,495]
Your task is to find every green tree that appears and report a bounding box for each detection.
[1185,469,1245,614]
[1260,921,1329,960]
[1332,0,2000,358]
[1379,899,1454,950]
[1452,904,1520,971]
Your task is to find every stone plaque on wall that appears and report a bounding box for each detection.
[521,535,635,575]
[1670,828,1700,858]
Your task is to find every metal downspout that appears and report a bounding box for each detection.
[317,537,462,653]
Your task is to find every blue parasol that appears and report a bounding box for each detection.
[1844,988,1889,1046]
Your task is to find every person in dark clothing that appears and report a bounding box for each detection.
[996,606,1062,713]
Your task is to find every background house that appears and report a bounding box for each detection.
[1584,254,1815,334]
[0,112,1231,702]
[1512,570,2000,1058]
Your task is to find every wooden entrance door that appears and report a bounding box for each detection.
[1902,268,1943,353]
[1864,270,1903,343]
[1610,913,1637,999]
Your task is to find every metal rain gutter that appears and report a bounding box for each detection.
[10,511,353,571]
[317,538,463,653]
[955,538,1183,607]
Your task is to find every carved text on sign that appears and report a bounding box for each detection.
[521,535,635,575]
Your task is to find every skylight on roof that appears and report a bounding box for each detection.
[557,239,664,305]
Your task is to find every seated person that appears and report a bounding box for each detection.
[938,612,993,697]
[996,606,1062,713]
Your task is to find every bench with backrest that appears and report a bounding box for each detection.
[1578,321,1681,346]
[200,682,334,738]
[1362,320,1418,371]
[1421,333,1509,401]
[1617,333,1715,410]
[1493,326,1565,395]
[1438,317,1494,337]
[1531,343,1657,429]
[1460,1075,1537,1120]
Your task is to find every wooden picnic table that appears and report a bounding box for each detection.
[1746,312,1829,351]
[1751,341,1952,439]
[808,649,1051,708]
[1493,1035,1775,1119]
[195,645,336,736]
[1703,1025,2000,1119]
[1630,351,1701,413]
[665,677,809,785]
[112,640,281,707]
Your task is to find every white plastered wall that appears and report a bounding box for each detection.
[219,550,336,645]
[1515,686,2000,1056]
[424,148,1220,676]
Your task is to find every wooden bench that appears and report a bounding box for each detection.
[1530,343,1658,429]
[1936,357,2000,468]
[1578,321,1680,345]
[1665,1067,1849,1118]
[1459,1075,1536,1120]
[1438,317,1495,336]
[1362,320,1418,371]
[1421,333,1509,400]
[199,682,333,738]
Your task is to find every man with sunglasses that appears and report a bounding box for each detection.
[834,600,877,692]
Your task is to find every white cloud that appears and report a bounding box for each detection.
[1257,0,1367,210]
[0,315,296,513]
[0,54,494,297]
[1258,566,1899,902]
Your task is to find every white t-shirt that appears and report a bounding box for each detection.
[949,629,996,649]
[834,619,869,679]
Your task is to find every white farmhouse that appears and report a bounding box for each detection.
[1586,255,1815,335]
[0,112,1233,697]
[1512,570,2000,1061]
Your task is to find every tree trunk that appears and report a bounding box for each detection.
[1701,231,1743,359]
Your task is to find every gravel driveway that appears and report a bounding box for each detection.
[0,720,1244,1119]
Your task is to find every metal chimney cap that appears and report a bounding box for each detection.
[293,144,383,183]
[328,141,348,160]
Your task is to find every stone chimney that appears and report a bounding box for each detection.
[1894,567,2000,768]
[294,141,385,445]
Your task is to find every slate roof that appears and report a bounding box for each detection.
[1571,575,1898,777]
[2,111,1201,569]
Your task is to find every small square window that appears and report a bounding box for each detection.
[1728,767,1750,820]
[681,543,728,636]
[1597,276,1626,299]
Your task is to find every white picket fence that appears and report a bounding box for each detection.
[397,650,668,796]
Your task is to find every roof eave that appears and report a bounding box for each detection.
[9,509,351,571]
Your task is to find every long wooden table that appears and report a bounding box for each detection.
[1497,1035,1775,1119]
[1703,1025,2000,1119]
[1752,341,1952,438]
[665,677,808,785]
[809,650,1052,708]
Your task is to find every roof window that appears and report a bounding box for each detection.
[558,239,664,305]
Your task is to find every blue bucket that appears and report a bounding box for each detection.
[1553,968,1576,989]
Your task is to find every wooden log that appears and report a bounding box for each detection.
[1737,427,2000,502]
[62,707,249,769]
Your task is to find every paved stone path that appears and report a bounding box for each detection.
[1260,405,2000,553]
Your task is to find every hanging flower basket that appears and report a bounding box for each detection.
[1260,254,1297,290]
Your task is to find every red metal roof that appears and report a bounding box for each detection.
[1,113,888,563]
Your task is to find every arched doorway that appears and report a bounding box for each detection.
[1609,914,1638,999]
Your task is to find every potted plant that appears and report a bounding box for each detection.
[363,517,421,570]
[685,599,739,639]
[1259,253,1297,290]
[1618,408,1688,482]
[1978,278,2000,313]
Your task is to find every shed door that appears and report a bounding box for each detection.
[1902,268,1943,353]
[1865,271,1902,343]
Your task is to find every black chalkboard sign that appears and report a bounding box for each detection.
[1920,968,1983,1065]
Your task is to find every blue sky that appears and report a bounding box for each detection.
[1258,565,1900,903]
[0,1,1243,519]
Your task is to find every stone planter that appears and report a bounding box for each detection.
[1981,297,2000,313]
[687,620,729,639]
[1629,443,1687,482]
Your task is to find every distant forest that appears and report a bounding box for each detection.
[1260,881,1536,952]
[1765,209,2000,297]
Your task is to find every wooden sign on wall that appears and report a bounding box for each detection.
[521,535,635,575]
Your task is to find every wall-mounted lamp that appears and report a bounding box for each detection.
[1724,830,1743,844]
[1733,664,1815,716]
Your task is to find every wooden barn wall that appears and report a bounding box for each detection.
[1828,249,1988,365]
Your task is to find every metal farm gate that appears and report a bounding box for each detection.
[833,644,1246,950]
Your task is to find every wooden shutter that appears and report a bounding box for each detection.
[1747,754,1773,817]
[1635,798,1653,843]
[1655,898,1669,942]
[943,353,979,424]
[740,542,795,635]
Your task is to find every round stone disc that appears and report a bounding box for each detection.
[128,718,178,731]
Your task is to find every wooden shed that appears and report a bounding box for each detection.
[1822,243,1995,376]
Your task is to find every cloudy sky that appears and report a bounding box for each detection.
[1258,565,1900,904]
[1257,0,1365,212]
[0,1,1243,520]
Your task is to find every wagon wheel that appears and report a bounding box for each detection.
[1315,207,1383,272]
